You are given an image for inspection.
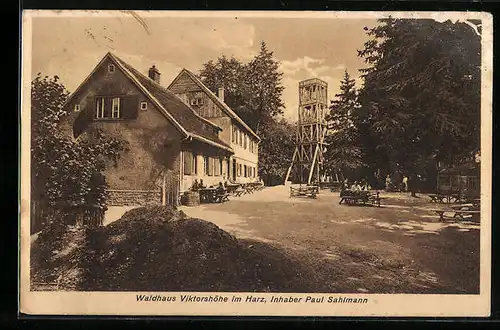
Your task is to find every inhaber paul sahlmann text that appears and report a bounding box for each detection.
[136,294,369,304]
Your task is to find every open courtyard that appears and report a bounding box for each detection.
[178,185,480,294]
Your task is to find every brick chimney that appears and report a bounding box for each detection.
[148,65,161,84]
[218,87,225,103]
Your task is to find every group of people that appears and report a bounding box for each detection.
[191,179,228,194]
[341,175,415,194]
[191,179,206,191]
[342,179,371,192]
[385,174,412,193]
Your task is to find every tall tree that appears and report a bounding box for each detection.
[357,18,481,177]
[199,41,285,135]
[324,70,363,180]
[199,41,289,184]
[198,56,248,117]
[244,41,285,134]
[257,118,296,185]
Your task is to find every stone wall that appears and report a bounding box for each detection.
[107,189,162,206]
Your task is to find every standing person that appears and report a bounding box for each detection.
[409,173,418,197]
[385,175,392,192]
[343,178,349,190]
[402,175,408,192]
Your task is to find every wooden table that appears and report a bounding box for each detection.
[233,188,246,197]
[199,188,218,203]
[434,209,480,222]
[428,192,460,204]
[339,191,383,207]
[225,184,240,194]
[290,186,318,199]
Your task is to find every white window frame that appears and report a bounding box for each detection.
[192,154,198,175]
[74,104,80,112]
[140,101,148,111]
[112,97,121,119]
[96,97,105,119]
[108,64,115,73]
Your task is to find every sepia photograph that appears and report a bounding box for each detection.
[20,10,492,317]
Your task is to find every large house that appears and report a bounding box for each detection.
[60,52,260,206]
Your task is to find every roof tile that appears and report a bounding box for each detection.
[112,54,232,151]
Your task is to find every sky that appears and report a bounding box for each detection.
[30,13,378,122]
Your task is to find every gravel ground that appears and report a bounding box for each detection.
[179,185,480,294]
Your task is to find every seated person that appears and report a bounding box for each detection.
[191,179,199,191]
[340,185,351,197]
[199,179,206,189]
[350,181,362,192]
[216,182,225,194]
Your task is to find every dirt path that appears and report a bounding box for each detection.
[179,185,480,294]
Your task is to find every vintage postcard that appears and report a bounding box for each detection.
[20,10,492,317]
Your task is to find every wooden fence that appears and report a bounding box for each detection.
[31,201,105,235]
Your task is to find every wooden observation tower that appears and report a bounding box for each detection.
[285,78,328,185]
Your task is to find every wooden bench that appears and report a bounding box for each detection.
[429,192,461,204]
[339,191,383,207]
[233,188,246,197]
[428,194,444,203]
[215,192,230,203]
[290,186,318,199]
[339,195,383,207]
[339,195,367,205]
[368,195,384,207]
[433,209,480,222]
[450,204,479,212]
[225,184,240,194]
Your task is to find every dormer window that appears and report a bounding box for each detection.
[74,104,80,112]
[108,64,115,73]
[190,97,204,106]
[140,101,148,110]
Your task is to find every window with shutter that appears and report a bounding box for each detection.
[112,97,121,118]
[208,157,214,176]
[214,158,220,176]
[192,154,198,175]
[204,156,209,175]
[96,97,105,119]
[219,159,224,176]
[183,152,192,175]
[122,95,139,120]
[244,165,247,177]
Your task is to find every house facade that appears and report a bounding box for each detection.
[167,69,260,191]
[59,52,259,206]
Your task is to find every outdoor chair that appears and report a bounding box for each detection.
[215,191,230,203]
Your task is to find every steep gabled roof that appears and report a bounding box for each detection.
[64,52,232,152]
[167,68,260,141]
